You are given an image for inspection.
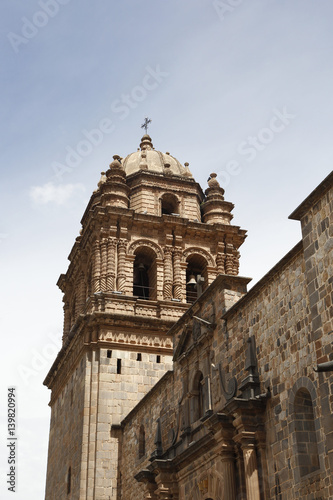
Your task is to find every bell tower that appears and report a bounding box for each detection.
[44,134,246,499]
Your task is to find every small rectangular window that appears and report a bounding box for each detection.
[117,359,122,374]
[137,353,142,361]
[107,350,112,359]
[156,355,161,363]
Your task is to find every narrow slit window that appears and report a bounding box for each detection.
[137,353,142,361]
[107,350,112,359]
[67,467,71,495]
[138,425,145,458]
[156,355,161,363]
[117,359,122,374]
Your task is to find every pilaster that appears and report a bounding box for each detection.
[117,239,127,292]
[173,247,183,300]
[163,246,173,300]
[106,238,117,291]
[93,239,101,293]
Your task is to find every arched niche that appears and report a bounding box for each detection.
[190,371,205,423]
[289,377,322,482]
[294,388,320,477]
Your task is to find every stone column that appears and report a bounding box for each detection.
[63,301,70,341]
[163,246,173,300]
[234,443,247,500]
[240,435,260,500]
[220,448,236,500]
[156,258,164,301]
[77,272,86,314]
[106,238,117,291]
[173,248,183,300]
[92,240,101,293]
[225,244,235,275]
[256,431,269,500]
[232,249,240,275]
[117,239,127,292]
[100,238,108,291]
[216,253,226,274]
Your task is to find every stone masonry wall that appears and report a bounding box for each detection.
[45,357,86,500]
[82,347,173,499]
[297,182,333,493]
[118,241,332,498]
[116,177,332,500]
[119,371,175,500]
[221,225,333,498]
[119,279,247,500]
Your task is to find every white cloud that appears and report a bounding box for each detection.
[29,182,85,205]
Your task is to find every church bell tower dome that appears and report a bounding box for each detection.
[123,134,192,177]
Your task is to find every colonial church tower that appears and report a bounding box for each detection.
[44,133,246,499]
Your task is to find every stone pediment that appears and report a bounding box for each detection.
[173,315,215,362]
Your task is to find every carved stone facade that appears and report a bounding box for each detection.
[45,132,332,500]
[44,135,246,499]
[115,172,333,499]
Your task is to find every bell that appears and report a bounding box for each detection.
[187,274,197,286]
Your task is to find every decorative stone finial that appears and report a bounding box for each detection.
[207,173,221,189]
[164,162,172,176]
[183,162,192,178]
[97,171,107,188]
[140,135,153,151]
[109,155,122,169]
[139,151,148,170]
[201,172,235,225]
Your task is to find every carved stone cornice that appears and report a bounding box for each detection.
[134,469,156,485]
[149,431,216,473]
[98,329,173,352]
[44,307,177,399]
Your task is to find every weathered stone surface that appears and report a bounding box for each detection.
[44,135,246,500]
[118,173,332,500]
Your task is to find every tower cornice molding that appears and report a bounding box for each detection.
[44,310,179,402]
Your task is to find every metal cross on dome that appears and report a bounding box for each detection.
[141,117,152,134]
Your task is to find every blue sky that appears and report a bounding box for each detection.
[1,1,333,498]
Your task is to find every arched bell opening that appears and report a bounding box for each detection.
[133,247,157,300]
[161,193,180,216]
[186,254,208,303]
